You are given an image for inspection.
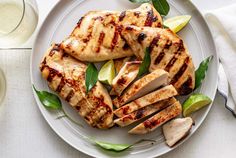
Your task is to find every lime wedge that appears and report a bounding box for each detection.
[183,93,212,117]
[98,60,115,85]
[164,15,191,33]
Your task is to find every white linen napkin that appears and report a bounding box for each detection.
[204,4,236,114]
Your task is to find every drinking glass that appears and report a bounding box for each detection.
[0,0,39,48]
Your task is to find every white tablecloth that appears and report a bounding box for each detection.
[0,0,236,158]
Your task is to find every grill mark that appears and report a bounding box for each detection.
[56,78,65,93]
[164,40,172,49]
[77,16,84,28]
[154,51,165,65]
[111,25,123,50]
[96,32,105,53]
[135,109,144,119]
[44,66,61,82]
[117,77,126,85]
[165,57,177,72]
[123,42,130,50]
[81,19,96,51]
[178,77,193,95]
[177,40,185,52]
[138,33,147,44]
[134,11,141,18]
[85,95,112,125]
[93,16,104,21]
[119,11,126,21]
[125,26,133,31]
[143,116,165,129]
[65,90,74,102]
[145,9,154,26]
[171,57,189,84]
[149,35,160,52]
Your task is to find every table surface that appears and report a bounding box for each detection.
[1,0,236,158]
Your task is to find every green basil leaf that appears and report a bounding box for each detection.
[33,85,62,109]
[95,141,131,152]
[195,56,213,89]
[129,0,151,3]
[152,0,170,16]
[89,138,156,152]
[138,47,151,77]
[85,63,98,93]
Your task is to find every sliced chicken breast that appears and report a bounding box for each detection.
[40,44,113,129]
[110,61,141,96]
[114,57,132,74]
[113,69,169,108]
[121,25,195,95]
[60,3,162,62]
[129,101,182,134]
[114,97,176,127]
[114,85,178,117]
[162,117,194,147]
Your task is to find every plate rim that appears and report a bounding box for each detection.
[30,0,219,157]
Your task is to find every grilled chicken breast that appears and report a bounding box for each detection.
[129,101,182,134]
[110,61,141,96]
[121,25,195,95]
[114,97,176,127]
[113,69,169,108]
[60,3,162,62]
[40,44,113,129]
[114,85,178,117]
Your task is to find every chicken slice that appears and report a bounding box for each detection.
[114,97,176,127]
[114,85,178,117]
[162,117,194,147]
[110,61,141,96]
[121,25,195,95]
[60,3,162,62]
[129,101,182,134]
[113,69,169,108]
[114,57,132,73]
[40,44,113,129]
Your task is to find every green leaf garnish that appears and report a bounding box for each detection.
[195,56,213,89]
[33,85,62,109]
[129,0,151,3]
[138,47,151,77]
[85,63,98,93]
[33,85,83,127]
[152,0,170,16]
[163,24,169,29]
[88,138,156,152]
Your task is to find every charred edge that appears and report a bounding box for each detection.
[40,58,47,71]
[149,35,160,52]
[62,53,69,58]
[111,25,123,50]
[123,42,130,50]
[77,16,84,28]
[65,90,75,102]
[134,11,141,18]
[178,77,193,95]
[154,52,165,65]
[138,33,147,44]
[171,57,189,85]
[119,11,126,21]
[75,105,81,112]
[135,109,145,119]
[145,9,154,26]
[165,57,177,72]
[96,32,105,53]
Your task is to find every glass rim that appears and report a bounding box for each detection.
[0,0,26,36]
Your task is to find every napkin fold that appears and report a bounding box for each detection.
[205,4,236,113]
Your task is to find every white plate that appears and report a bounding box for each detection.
[30,0,218,157]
